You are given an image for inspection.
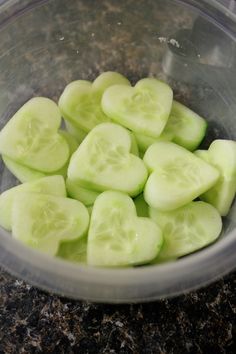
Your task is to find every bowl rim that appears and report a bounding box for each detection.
[1,221,236,302]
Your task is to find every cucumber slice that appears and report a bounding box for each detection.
[0,175,66,230]
[134,130,173,153]
[59,80,111,132]
[130,132,139,156]
[59,73,130,133]
[0,97,69,172]
[87,191,163,266]
[2,155,45,183]
[165,101,207,151]
[194,149,210,162]
[52,129,79,178]
[144,142,219,210]
[199,140,236,216]
[65,120,87,144]
[92,71,130,99]
[12,193,89,256]
[68,123,148,197]
[133,101,206,152]
[2,130,79,183]
[149,201,222,260]
[57,235,87,264]
[102,78,173,138]
[134,194,149,217]
[66,179,99,206]
[59,129,79,155]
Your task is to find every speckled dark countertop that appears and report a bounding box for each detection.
[0,0,236,353]
[0,269,235,353]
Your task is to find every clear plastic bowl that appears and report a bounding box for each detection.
[0,0,235,303]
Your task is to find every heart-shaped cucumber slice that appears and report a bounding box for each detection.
[2,129,79,183]
[150,201,222,260]
[144,142,219,210]
[0,97,69,172]
[12,193,89,256]
[197,140,236,216]
[0,175,66,230]
[59,72,130,133]
[102,78,173,138]
[68,123,148,197]
[87,191,163,266]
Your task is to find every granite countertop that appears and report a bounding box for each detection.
[0,269,235,353]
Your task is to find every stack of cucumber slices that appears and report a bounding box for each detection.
[0,72,235,267]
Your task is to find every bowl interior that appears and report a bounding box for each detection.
[0,0,235,302]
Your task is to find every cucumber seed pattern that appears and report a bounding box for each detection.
[160,158,202,188]
[92,208,137,253]
[31,200,74,241]
[88,136,129,173]
[16,118,58,157]
[124,89,163,120]
[161,210,207,257]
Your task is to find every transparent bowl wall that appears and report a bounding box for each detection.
[0,0,235,303]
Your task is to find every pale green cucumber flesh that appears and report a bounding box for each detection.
[0,175,66,231]
[2,130,78,183]
[134,130,173,153]
[165,101,207,151]
[194,150,210,162]
[59,129,79,154]
[0,97,69,172]
[2,155,45,183]
[66,179,99,206]
[144,142,219,210]
[92,71,131,99]
[102,78,173,138]
[87,191,163,266]
[149,201,222,260]
[12,193,89,256]
[68,123,148,197]
[201,180,236,216]
[65,120,87,144]
[59,80,111,133]
[198,140,236,216]
[60,73,130,133]
[0,131,69,173]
